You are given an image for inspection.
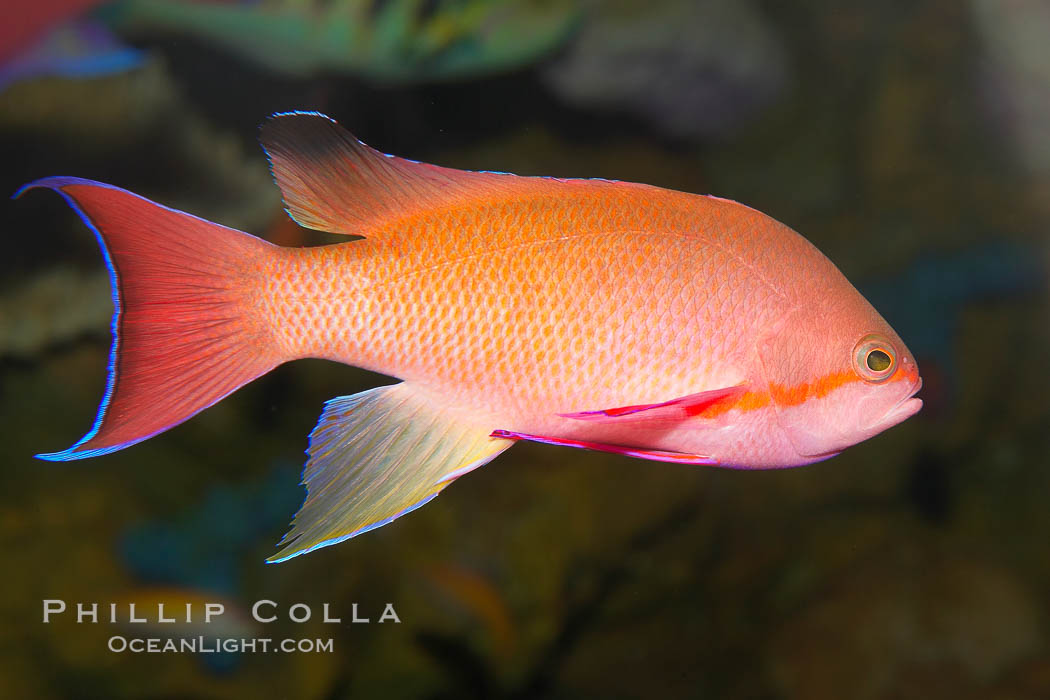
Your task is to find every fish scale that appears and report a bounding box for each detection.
[269,210,766,415]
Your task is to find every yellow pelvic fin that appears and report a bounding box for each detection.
[268,383,512,563]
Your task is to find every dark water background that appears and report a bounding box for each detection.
[1,1,1048,698]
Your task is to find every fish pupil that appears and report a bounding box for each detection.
[866,349,892,372]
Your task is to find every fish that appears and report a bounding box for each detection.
[18,111,922,562]
[0,0,107,67]
[0,2,141,92]
[101,0,580,83]
[107,587,258,640]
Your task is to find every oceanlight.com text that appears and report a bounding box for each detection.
[108,635,335,654]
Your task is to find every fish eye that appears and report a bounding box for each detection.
[866,349,891,372]
[852,335,897,383]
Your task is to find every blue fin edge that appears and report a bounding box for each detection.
[260,111,634,185]
[265,492,438,564]
[14,177,257,461]
[17,177,126,461]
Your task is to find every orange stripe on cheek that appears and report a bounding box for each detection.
[691,365,918,419]
[770,371,859,407]
[766,364,918,409]
[626,362,919,422]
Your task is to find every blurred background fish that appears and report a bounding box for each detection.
[100,0,581,82]
[0,0,141,91]
[108,587,258,635]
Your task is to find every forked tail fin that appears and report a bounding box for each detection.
[19,177,282,460]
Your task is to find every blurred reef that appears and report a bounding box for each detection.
[541,0,788,141]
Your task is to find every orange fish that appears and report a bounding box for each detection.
[21,112,921,562]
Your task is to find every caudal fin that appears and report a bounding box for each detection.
[19,177,282,460]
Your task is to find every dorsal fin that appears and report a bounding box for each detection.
[259,111,522,236]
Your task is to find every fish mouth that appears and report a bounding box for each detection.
[877,376,923,430]
[883,396,923,426]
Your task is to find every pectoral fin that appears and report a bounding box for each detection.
[490,430,717,465]
[269,384,513,563]
[557,384,747,422]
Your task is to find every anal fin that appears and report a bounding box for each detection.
[269,384,513,563]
